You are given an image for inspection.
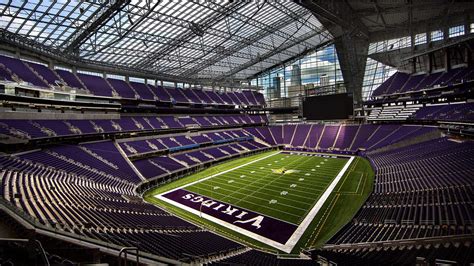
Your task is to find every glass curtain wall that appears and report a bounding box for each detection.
[362,58,396,100]
[251,44,343,102]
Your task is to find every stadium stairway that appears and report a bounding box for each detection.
[168,156,189,168]
[202,151,216,160]
[235,143,250,152]
[323,137,473,250]
[367,126,441,154]
[0,122,470,264]
[23,61,51,88]
[244,129,273,148]
[202,247,252,265]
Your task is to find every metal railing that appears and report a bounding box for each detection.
[0,198,178,265]
[0,238,50,265]
[118,247,139,266]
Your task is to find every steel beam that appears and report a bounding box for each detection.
[179,7,316,77]
[134,1,247,70]
[216,30,330,80]
[297,0,369,39]
[0,28,190,83]
[62,0,130,53]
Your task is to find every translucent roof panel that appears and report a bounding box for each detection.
[0,0,332,82]
[0,0,103,48]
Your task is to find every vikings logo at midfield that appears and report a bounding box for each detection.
[271,167,299,175]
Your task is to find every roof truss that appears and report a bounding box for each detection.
[0,0,331,83]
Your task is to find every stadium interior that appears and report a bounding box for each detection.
[0,0,472,265]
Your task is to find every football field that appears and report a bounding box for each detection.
[184,152,348,225]
[152,150,364,253]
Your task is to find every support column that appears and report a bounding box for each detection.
[334,34,369,106]
[464,45,470,66]
[444,48,450,70]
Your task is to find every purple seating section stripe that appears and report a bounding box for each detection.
[412,102,474,122]
[253,124,437,152]
[76,73,114,97]
[55,69,85,89]
[371,66,474,97]
[0,55,49,87]
[107,78,136,99]
[26,61,62,86]
[0,55,265,106]
[0,114,267,140]
[291,124,312,147]
[128,81,155,100]
[150,85,171,102]
[0,122,469,260]
[328,137,473,245]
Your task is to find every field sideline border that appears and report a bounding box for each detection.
[155,150,355,253]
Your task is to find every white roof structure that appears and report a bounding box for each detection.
[0,0,331,83]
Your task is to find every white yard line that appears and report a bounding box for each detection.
[232,155,313,205]
[354,172,364,194]
[283,156,355,250]
[198,180,325,201]
[192,183,314,208]
[156,152,355,253]
[185,185,307,216]
[160,151,280,195]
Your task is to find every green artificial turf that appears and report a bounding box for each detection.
[144,150,374,255]
[185,152,347,225]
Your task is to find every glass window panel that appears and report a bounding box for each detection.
[431,30,444,41]
[77,70,102,77]
[162,81,175,87]
[415,33,427,45]
[362,58,396,100]
[107,74,125,80]
[129,77,145,83]
[449,25,465,38]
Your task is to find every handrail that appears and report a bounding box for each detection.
[34,239,50,266]
[0,238,50,265]
[0,198,178,265]
[321,234,474,250]
[118,247,139,266]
